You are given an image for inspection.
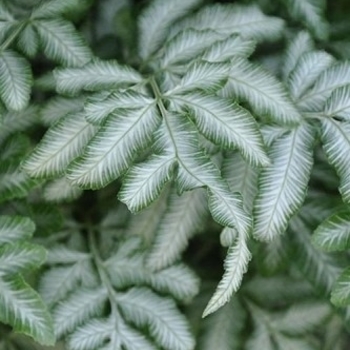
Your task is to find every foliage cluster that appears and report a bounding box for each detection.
[1,0,350,349]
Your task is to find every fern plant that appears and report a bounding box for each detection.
[1,0,350,349]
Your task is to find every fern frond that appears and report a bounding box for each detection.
[299,62,350,111]
[174,4,284,42]
[0,50,32,111]
[331,267,350,307]
[117,288,195,350]
[138,0,200,59]
[35,19,92,67]
[54,60,143,95]
[203,34,256,62]
[203,229,251,317]
[282,31,314,81]
[44,177,83,202]
[17,23,39,58]
[312,211,350,251]
[283,0,328,40]
[222,57,301,124]
[170,92,270,167]
[320,118,350,203]
[288,51,334,100]
[0,215,54,345]
[22,112,98,179]
[147,188,207,270]
[67,104,160,189]
[31,0,80,19]
[324,85,350,120]
[254,124,315,241]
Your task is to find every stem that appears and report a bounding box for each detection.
[88,228,122,347]
[0,22,26,53]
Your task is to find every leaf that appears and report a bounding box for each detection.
[44,177,83,202]
[312,211,350,251]
[222,57,301,124]
[22,112,98,179]
[67,104,160,189]
[222,152,259,213]
[0,216,35,244]
[53,287,108,337]
[147,188,207,270]
[283,31,314,82]
[119,154,175,212]
[117,288,195,350]
[324,85,350,120]
[320,118,350,203]
[17,23,39,58]
[0,50,32,111]
[0,134,30,161]
[31,0,80,18]
[331,267,350,307]
[171,91,269,167]
[288,51,334,100]
[85,90,155,125]
[284,0,328,40]
[0,243,46,276]
[138,0,200,59]
[203,230,251,317]
[290,216,342,295]
[0,161,40,203]
[158,28,222,69]
[68,317,112,350]
[254,124,315,241]
[35,19,92,67]
[55,60,143,95]
[0,275,55,345]
[203,34,256,62]
[299,62,350,111]
[169,61,230,94]
[40,95,85,126]
[175,4,284,42]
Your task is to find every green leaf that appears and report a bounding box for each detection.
[53,287,108,337]
[119,154,175,212]
[0,274,55,345]
[284,0,328,40]
[324,85,350,120]
[313,211,350,251]
[331,267,350,307]
[0,242,46,275]
[158,28,222,69]
[254,124,315,241]
[320,118,350,203]
[117,288,195,350]
[17,23,39,58]
[0,134,30,161]
[35,19,92,67]
[22,112,98,179]
[0,161,39,203]
[169,61,230,94]
[222,57,301,124]
[85,90,155,125]
[288,51,334,100]
[146,188,207,270]
[175,4,284,42]
[299,62,350,111]
[31,0,81,18]
[0,216,35,244]
[203,33,256,62]
[44,177,83,203]
[283,31,314,81]
[0,50,32,111]
[67,104,160,189]
[138,0,200,59]
[222,152,258,213]
[55,60,143,95]
[171,91,270,167]
[203,230,251,317]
